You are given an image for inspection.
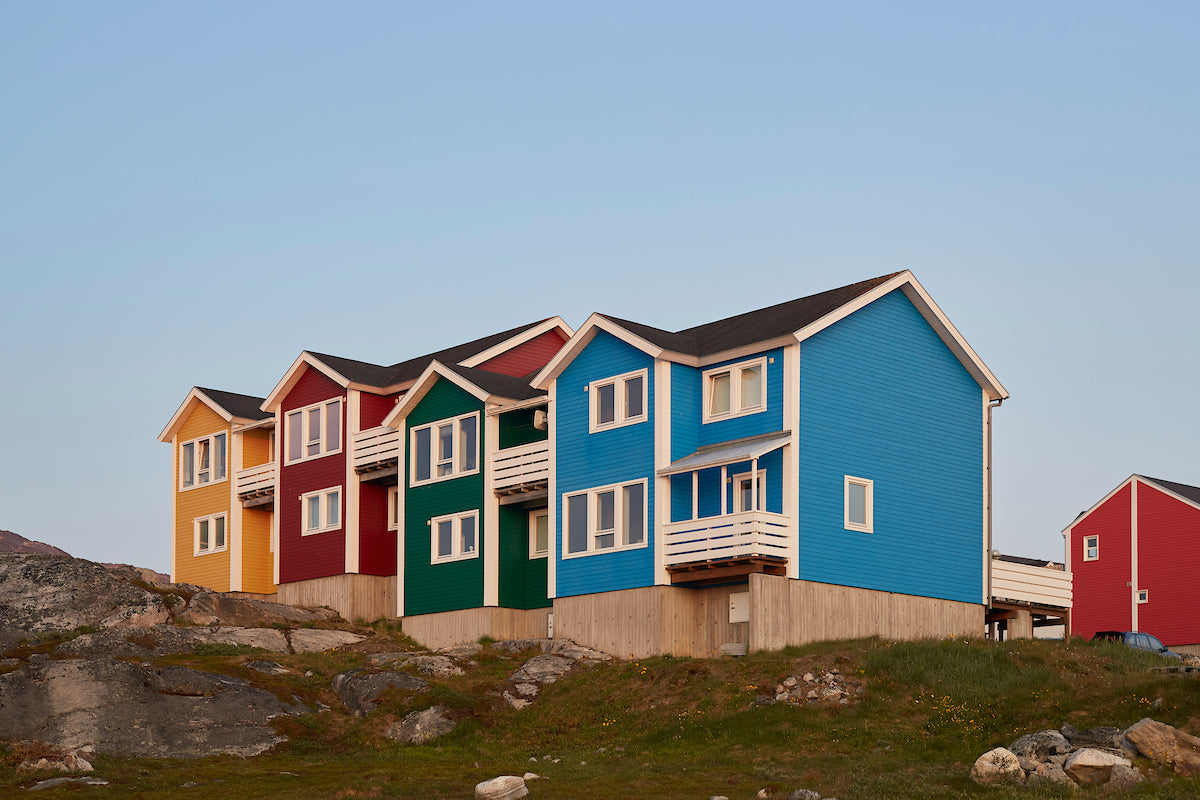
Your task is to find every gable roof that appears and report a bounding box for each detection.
[1064,474,1200,533]
[534,271,1008,400]
[158,387,270,442]
[382,361,545,427]
[1141,476,1200,508]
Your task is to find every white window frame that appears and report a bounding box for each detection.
[301,486,342,536]
[179,432,228,491]
[1137,589,1148,604]
[409,411,480,487]
[430,509,480,564]
[387,486,400,531]
[702,357,767,424]
[285,398,343,465]
[562,478,648,558]
[193,512,227,555]
[588,368,648,433]
[529,509,549,559]
[1083,535,1099,561]
[731,470,767,513]
[844,475,873,533]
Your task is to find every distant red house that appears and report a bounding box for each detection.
[1065,475,1200,650]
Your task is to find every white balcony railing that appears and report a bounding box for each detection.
[235,463,276,498]
[352,426,400,472]
[663,510,790,567]
[491,441,550,493]
[991,560,1073,609]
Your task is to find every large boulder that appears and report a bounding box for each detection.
[1064,748,1130,786]
[384,705,456,744]
[174,592,338,627]
[1009,729,1071,761]
[332,669,428,717]
[0,658,304,757]
[969,747,1023,785]
[1123,718,1200,776]
[509,654,574,685]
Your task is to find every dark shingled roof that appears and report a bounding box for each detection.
[996,554,1064,569]
[307,319,553,389]
[601,273,901,357]
[196,388,271,421]
[441,363,545,402]
[1142,476,1200,507]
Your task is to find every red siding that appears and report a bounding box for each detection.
[279,367,348,584]
[360,392,400,430]
[1070,483,1132,638]
[358,481,397,576]
[477,328,568,378]
[1136,481,1200,646]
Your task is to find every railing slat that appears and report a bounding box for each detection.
[662,511,791,566]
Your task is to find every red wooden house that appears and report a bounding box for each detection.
[1065,474,1200,652]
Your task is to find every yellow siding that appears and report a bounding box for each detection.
[241,428,273,468]
[173,402,232,592]
[240,505,276,594]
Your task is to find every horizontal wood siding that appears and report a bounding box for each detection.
[670,362,699,463]
[276,573,395,622]
[477,328,568,377]
[1136,481,1200,646]
[1069,483,1132,637]
[174,403,232,592]
[403,379,485,615]
[797,289,983,604]
[498,408,548,450]
[698,347,785,448]
[240,428,273,469]
[748,573,983,649]
[498,505,550,609]
[359,392,399,430]
[554,331,656,597]
[279,368,347,584]
[359,481,397,576]
[402,607,551,650]
[240,505,275,594]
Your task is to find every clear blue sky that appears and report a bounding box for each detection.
[2,3,1197,571]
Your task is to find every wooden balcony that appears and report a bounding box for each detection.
[990,559,1072,610]
[235,463,276,508]
[353,426,400,478]
[491,441,550,501]
[663,510,789,585]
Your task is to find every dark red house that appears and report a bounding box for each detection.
[1065,474,1200,651]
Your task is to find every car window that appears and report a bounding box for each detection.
[1145,634,1166,652]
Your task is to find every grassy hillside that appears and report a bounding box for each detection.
[5,632,1200,799]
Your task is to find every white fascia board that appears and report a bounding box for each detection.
[1138,476,1200,515]
[694,335,796,368]
[459,317,576,369]
[382,361,491,428]
[232,416,276,433]
[158,387,235,443]
[260,352,351,413]
[532,314,664,390]
[1060,474,1139,535]
[485,395,549,416]
[792,271,1009,402]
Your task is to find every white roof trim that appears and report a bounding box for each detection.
[532,314,665,390]
[382,361,497,428]
[459,317,575,369]
[158,387,236,442]
[792,271,1009,402]
[485,395,549,416]
[658,432,791,476]
[260,352,352,412]
[1061,474,1139,534]
[1137,475,1200,515]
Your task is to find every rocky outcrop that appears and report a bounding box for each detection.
[0,530,70,557]
[385,705,456,744]
[173,592,338,627]
[1123,717,1200,776]
[0,658,304,758]
[332,669,429,717]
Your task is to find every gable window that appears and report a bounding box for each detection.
[1137,589,1148,604]
[180,433,227,490]
[286,399,342,464]
[732,470,767,513]
[1083,535,1099,561]
[529,510,549,559]
[301,486,342,535]
[589,369,648,433]
[844,475,873,533]
[563,479,647,557]
[430,509,479,564]
[387,486,400,531]
[703,357,766,423]
[194,513,227,555]
[410,412,479,486]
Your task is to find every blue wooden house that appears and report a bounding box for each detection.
[533,271,1008,657]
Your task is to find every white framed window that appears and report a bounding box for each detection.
[387,486,400,531]
[844,475,873,533]
[563,479,647,557]
[589,369,648,433]
[1137,589,1148,604]
[529,510,549,559]
[285,398,342,464]
[732,470,767,513]
[430,510,479,564]
[410,411,480,486]
[301,486,342,535]
[194,513,227,555]
[180,432,227,490]
[703,357,766,423]
[1083,535,1099,561]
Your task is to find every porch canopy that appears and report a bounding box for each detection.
[658,431,790,477]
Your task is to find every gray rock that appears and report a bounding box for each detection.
[0,658,299,758]
[438,642,483,657]
[16,751,93,773]
[475,775,528,799]
[1009,729,1071,761]
[493,639,552,655]
[288,628,363,653]
[1065,748,1130,786]
[549,640,612,662]
[332,669,427,717]
[245,660,291,675]
[970,747,1023,785]
[789,791,821,800]
[510,654,574,684]
[174,592,338,627]
[408,655,464,677]
[385,705,456,744]
[1123,718,1200,776]
[27,777,109,790]
[1026,760,1075,787]
[1103,764,1143,792]
[1061,724,1136,758]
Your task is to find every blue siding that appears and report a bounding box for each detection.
[797,290,983,604]
[698,348,786,447]
[670,362,699,463]
[668,451,784,521]
[554,331,657,597]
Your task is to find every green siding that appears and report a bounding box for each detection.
[498,505,550,609]
[498,407,548,449]
[403,380,485,615]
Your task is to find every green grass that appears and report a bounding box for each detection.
[4,637,1200,798]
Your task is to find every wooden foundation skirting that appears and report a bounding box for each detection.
[276,574,395,622]
[402,606,552,650]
